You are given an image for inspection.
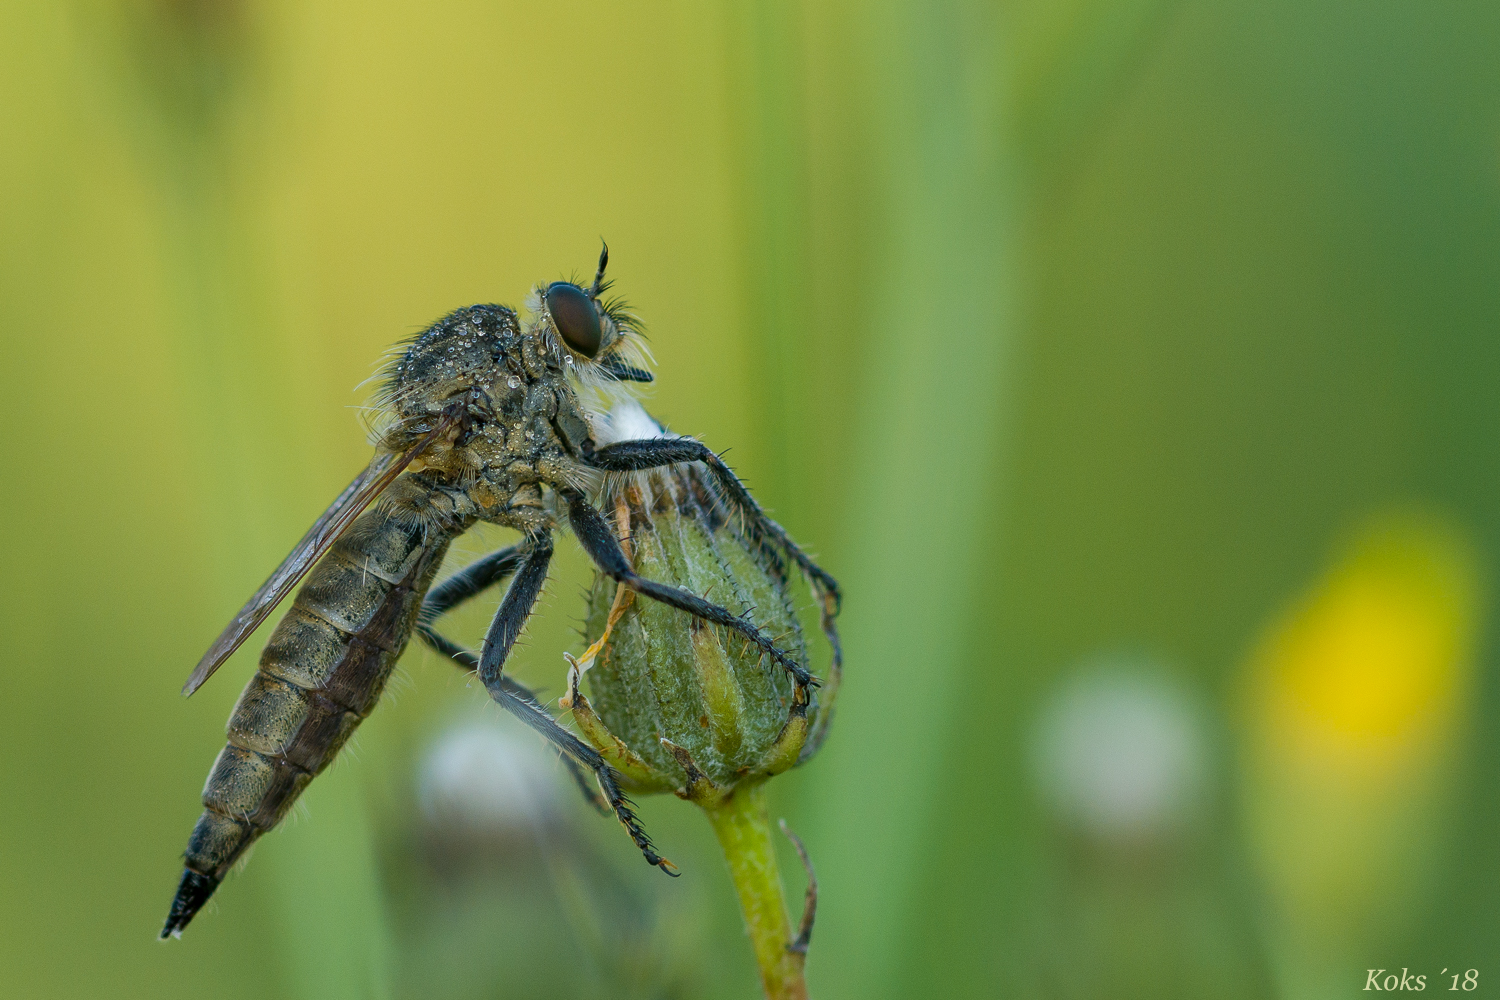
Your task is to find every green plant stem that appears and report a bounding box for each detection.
[703,783,808,1000]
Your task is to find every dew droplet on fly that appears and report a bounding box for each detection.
[507,376,521,389]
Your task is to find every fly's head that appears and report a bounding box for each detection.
[524,243,655,393]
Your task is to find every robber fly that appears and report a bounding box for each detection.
[161,247,839,938]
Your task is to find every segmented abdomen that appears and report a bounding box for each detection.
[163,507,448,934]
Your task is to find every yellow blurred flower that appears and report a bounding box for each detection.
[1239,512,1481,991]
[1257,515,1477,773]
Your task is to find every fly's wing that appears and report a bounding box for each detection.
[182,417,455,696]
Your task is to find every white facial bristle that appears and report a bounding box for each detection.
[596,399,670,445]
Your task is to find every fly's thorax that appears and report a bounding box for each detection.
[376,303,583,465]
[577,466,813,799]
[376,380,592,537]
[379,304,533,418]
[445,384,599,528]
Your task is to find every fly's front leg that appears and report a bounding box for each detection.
[561,487,817,691]
[588,439,841,612]
[418,536,675,874]
[586,440,842,686]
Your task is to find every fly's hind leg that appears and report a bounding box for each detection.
[561,487,817,692]
[422,624,606,813]
[419,542,605,808]
[419,542,525,624]
[416,537,675,874]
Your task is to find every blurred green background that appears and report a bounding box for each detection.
[3,1,1499,997]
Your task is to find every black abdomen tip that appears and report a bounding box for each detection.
[159,868,220,939]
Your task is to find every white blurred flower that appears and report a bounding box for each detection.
[418,717,562,837]
[1031,657,1208,838]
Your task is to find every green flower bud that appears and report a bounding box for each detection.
[561,449,836,806]
[558,405,839,999]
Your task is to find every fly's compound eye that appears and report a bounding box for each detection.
[545,281,603,358]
